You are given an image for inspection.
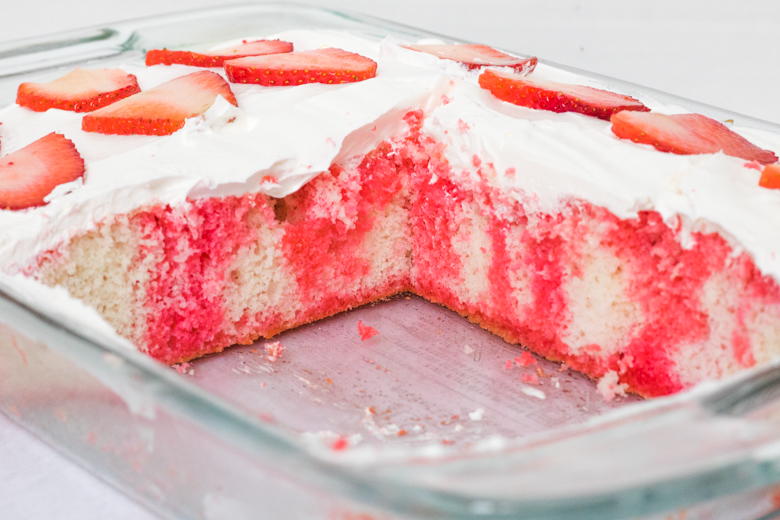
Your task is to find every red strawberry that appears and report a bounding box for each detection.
[759,163,780,189]
[16,69,140,113]
[611,111,778,164]
[0,133,85,210]
[145,39,293,68]
[224,48,377,86]
[478,69,648,120]
[82,70,237,136]
[404,43,537,73]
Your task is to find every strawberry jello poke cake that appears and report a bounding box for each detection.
[1,30,780,398]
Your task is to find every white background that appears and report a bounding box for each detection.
[2,1,780,518]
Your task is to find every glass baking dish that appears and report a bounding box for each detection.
[2,3,780,519]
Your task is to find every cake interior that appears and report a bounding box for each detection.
[31,110,780,398]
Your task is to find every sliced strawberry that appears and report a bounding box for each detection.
[16,69,140,113]
[611,111,778,164]
[759,163,780,189]
[478,69,648,120]
[404,43,537,73]
[82,70,237,136]
[0,133,85,210]
[145,39,293,68]
[224,48,377,86]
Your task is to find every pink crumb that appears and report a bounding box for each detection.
[515,351,537,367]
[521,372,540,385]
[357,320,378,341]
[331,436,349,451]
[441,94,452,105]
[744,161,762,171]
[504,359,513,370]
[457,119,470,132]
[261,175,278,184]
[264,341,284,362]
[173,362,194,376]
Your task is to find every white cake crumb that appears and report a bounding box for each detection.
[468,408,484,421]
[520,385,546,400]
[264,341,284,362]
[173,362,195,376]
[597,370,628,401]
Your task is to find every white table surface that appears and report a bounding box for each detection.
[2,1,779,518]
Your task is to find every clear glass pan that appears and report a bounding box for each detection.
[2,4,780,519]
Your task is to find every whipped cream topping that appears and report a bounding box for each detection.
[1,29,779,289]
[0,31,447,270]
[423,77,780,278]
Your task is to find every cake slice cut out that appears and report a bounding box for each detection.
[611,111,778,164]
[16,68,140,113]
[479,69,649,120]
[404,43,537,73]
[145,39,294,67]
[0,133,85,210]
[224,48,377,86]
[82,70,238,136]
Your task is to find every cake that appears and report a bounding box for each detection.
[1,30,779,398]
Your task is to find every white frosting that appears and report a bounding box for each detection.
[0,31,447,270]
[392,46,780,280]
[423,77,780,279]
[1,28,780,335]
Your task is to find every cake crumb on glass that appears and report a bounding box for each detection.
[514,351,536,367]
[521,372,540,385]
[330,436,349,451]
[173,362,195,376]
[597,370,628,401]
[520,385,546,400]
[468,408,485,421]
[357,320,379,341]
[264,341,284,362]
